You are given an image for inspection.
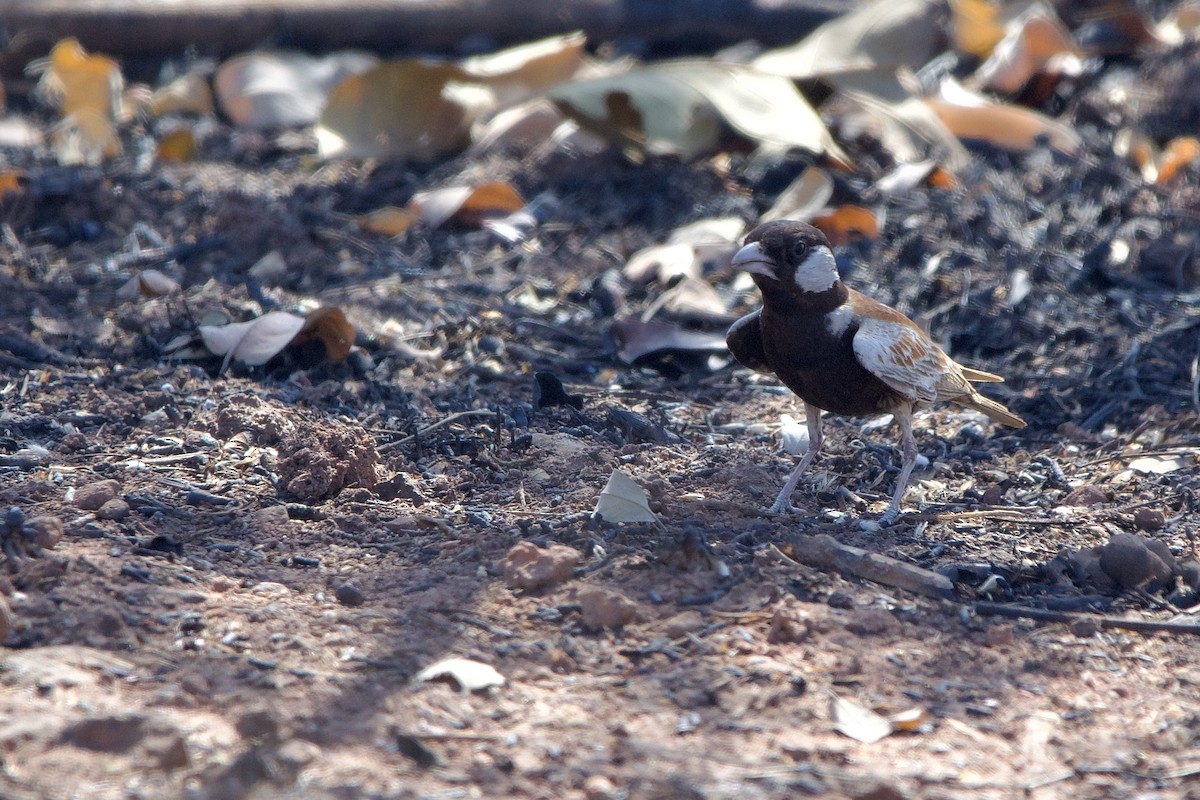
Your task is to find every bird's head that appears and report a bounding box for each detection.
[731,220,842,303]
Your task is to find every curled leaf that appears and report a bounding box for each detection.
[594,469,658,524]
[199,310,306,370]
[548,60,845,162]
[416,657,505,693]
[927,77,1081,154]
[409,182,525,229]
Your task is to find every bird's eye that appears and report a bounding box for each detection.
[791,240,809,260]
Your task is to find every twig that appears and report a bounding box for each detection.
[378,409,502,452]
[974,601,1200,636]
[774,535,956,600]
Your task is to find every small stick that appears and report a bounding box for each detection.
[974,601,1200,636]
[378,409,501,452]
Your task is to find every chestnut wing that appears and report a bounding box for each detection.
[851,317,972,403]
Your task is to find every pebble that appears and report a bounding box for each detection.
[1060,484,1109,507]
[335,583,366,607]
[73,479,121,511]
[499,541,581,591]
[95,498,131,521]
[1133,507,1166,531]
[578,586,638,630]
[27,516,64,549]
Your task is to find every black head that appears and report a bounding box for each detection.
[731,221,842,304]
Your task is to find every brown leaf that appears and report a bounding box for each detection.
[293,307,356,364]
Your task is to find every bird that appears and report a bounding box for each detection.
[726,219,1026,524]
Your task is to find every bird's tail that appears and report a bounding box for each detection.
[962,393,1026,428]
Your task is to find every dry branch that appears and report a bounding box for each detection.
[1,0,851,69]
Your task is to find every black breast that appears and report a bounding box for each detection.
[759,308,903,416]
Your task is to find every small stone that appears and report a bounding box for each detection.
[980,486,1005,506]
[767,608,810,644]
[583,774,620,800]
[983,625,1014,647]
[335,583,365,607]
[500,540,581,592]
[277,738,321,770]
[1133,507,1166,531]
[662,610,705,639]
[0,596,12,642]
[73,479,121,511]
[26,516,64,549]
[63,713,146,752]
[244,505,290,534]
[1061,484,1109,507]
[95,498,131,521]
[578,586,638,630]
[1070,617,1101,638]
[235,709,280,742]
[845,608,898,637]
[146,733,190,770]
[250,581,290,596]
[1099,532,1174,590]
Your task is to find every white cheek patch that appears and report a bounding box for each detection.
[824,304,853,337]
[793,245,839,293]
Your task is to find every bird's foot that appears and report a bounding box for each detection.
[766,498,805,515]
[877,507,905,526]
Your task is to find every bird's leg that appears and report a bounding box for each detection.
[879,404,917,525]
[768,403,823,514]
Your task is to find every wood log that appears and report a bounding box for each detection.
[0,0,851,69]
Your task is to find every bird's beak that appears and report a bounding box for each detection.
[730,242,777,279]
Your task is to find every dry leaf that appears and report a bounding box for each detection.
[472,97,567,150]
[927,77,1081,154]
[1127,454,1191,475]
[357,206,420,236]
[460,32,587,104]
[0,170,26,199]
[827,69,969,170]
[811,205,879,245]
[972,4,1083,96]
[215,50,376,129]
[317,60,489,160]
[780,413,811,456]
[148,72,214,117]
[292,307,356,364]
[611,317,728,364]
[831,693,894,743]
[889,707,929,731]
[35,38,124,162]
[762,165,834,223]
[593,469,658,524]
[1116,131,1200,184]
[415,657,505,693]
[199,311,306,371]
[949,0,1008,58]
[409,182,526,229]
[155,128,197,162]
[624,243,703,284]
[754,0,944,79]
[1159,0,1200,44]
[117,269,180,299]
[547,60,845,162]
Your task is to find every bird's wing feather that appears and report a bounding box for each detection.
[726,310,771,373]
[852,317,971,402]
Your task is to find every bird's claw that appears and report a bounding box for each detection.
[767,499,804,515]
[877,508,903,526]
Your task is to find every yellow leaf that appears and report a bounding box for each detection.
[357,206,419,236]
[40,38,123,121]
[155,128,196,162]
[927,77,1081,154]
[811,205,879,245]
[949,0,1007,58]
[317,60,488,160]
[148,72,214,117]
[410,182,525,229]
[293,307,356,364]
[754,0,943,79]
